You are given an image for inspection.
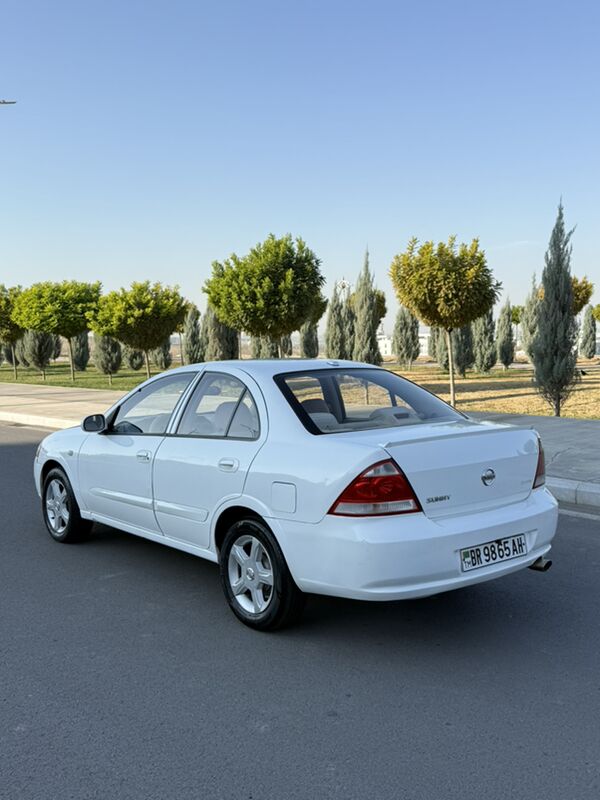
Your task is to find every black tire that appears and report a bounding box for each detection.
[42,467,93,543]
[219,518,305,631]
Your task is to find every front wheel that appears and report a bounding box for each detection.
[219,518,305,631]
[42,467,92,543]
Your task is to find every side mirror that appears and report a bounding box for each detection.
[82,414,106,433]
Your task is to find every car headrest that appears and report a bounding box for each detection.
[301,398,330,414]
[213,401,239,435]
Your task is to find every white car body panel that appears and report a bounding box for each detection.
[34,359,558,602]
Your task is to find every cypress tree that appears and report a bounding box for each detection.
[183,306,204,364]
[72,331,90,371]
[23,330,53,379]
[123,344,144,371]
[453,325,474,377]
[531,204,579,416]
[15,337,30,367]
[151,338,173,370]
[392,306,420,367]
[93,334,122,386]
[250,337,262,358]
[340,289,355,359]
[300,320,319,357]
[521,276,540,361]
[3,343,16,365]
[325,286,344,359]
[352,251,382,365]
[427,326,439,360]
[435,328,449,371]
[280,334,293,357]
[496,301,515,369]
[205,305,239,361]
[580,305,597,358]
[51,334,62,361]
[472,309,496,373]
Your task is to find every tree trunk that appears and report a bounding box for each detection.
[67,338,75,382]
[555,397,561,417]
[11,344,17,381]
[108,373,112,387]
[42,369,46,381]
[144,351,151,380]
[238,331,242,359]
[446,329,456,407]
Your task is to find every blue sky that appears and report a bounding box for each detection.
[1,0,598,329]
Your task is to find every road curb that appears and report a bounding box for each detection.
[0,411,77,430]
[546,477,600,509]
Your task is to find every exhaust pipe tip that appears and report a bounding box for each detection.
[529,556,552,572]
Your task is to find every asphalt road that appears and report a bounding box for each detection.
[1,422,599,800]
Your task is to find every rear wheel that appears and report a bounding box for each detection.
[219,518,305,631]
[42,467,92,543]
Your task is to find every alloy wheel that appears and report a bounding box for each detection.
[227,534,274,615]
[45,478,70,534]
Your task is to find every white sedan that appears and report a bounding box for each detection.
[34,359,558,630]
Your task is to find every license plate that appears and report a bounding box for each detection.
[460,534,527,572]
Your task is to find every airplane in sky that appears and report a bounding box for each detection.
[0,100,17,105]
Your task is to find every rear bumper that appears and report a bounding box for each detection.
[273,488,558,600]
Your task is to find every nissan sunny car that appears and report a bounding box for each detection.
[34,359,558,630]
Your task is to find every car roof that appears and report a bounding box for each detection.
[168,358,376,379]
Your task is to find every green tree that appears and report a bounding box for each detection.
[12,281,101,382]
[580,305,597,359]
[325,285,344,359]
[390,236,500,405]
[93,334,122,386]
[123,344,144,371]
[392,306,420,367]
[183,306,204,364]
[521,276,540,361]
[205,234,324,343]
[22,330,54,379]
[453,325,474,377]
[352,251,382,365]
[436,328,449,371]
[593,304,600,322]
[151,338,173,370]
[531,203,579,416]
[571,275,594,315]
[89,282,187,380]
[0,285,24,380]
[204,305,239,361]
[472,309,496,373]
[72,331,90,371]
[496,301,515,369]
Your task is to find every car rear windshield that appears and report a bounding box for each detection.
[275,368,462,434]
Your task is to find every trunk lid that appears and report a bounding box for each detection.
[349,419,539,519]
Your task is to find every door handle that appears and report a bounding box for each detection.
[136,450,151,463]
[218,457,239,472]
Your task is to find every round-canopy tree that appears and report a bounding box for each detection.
[204,234,324,349]
[0,285,24,380]
[390,236,500,406]
[12,281,101,382]
[89,281,187,379]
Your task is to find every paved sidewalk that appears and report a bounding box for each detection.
[1,383,598,507]
[0,383,123,429]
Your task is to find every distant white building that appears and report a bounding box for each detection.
[377,326,431,360]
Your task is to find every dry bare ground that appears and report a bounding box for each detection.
[391,359,600,419]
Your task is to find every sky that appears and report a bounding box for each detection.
[1,0,599,331]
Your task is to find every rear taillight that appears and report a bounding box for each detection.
[533,439,545,488]
[329,459,421,516]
